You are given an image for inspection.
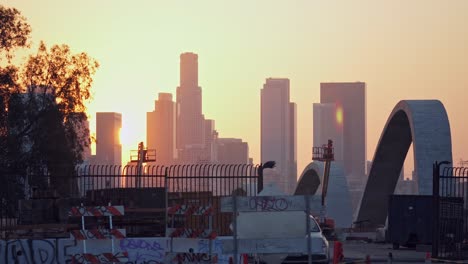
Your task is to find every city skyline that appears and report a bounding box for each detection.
[145,52,250,165]
[1,0,467,176]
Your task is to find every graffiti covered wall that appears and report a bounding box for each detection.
[0,237,233,264]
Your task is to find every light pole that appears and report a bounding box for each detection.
[257,161,276,194]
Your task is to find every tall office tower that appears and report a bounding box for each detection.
[147,93,176,165]
[203,119,217,162]
[313,103,344,164]
[261,78,297,194]
[289,102,298,193]
[176,52,205,156]
[320,82,366,212]
[217,138,249,164]
[95,112,122,165]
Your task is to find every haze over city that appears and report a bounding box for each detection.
[2,0,468,177]
[2,0,468,262]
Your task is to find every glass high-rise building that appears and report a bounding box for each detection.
[96,112,122,165]
[261,78,297,194]
[176,53,204,153]
[147,93,176,164]
[320,82,366,212]
[313,103,344,164]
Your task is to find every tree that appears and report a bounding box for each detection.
[0,5,31,62]
[20,41,99,164]
[0,5,99,198]
[0,5,32,216]
[0,5,31,153]
[9,42,99,197]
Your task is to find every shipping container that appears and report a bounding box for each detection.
[388,195,434,249]
[388,195,464,249]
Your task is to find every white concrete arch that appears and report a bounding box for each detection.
[295,162,353,228]
[357,100,452,226]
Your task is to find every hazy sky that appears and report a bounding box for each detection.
[2,0,467,177]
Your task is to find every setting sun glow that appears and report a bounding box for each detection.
[2,0,468,176]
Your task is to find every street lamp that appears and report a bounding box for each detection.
[257,161,276,193]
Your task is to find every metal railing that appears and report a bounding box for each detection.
[0,163,263,238]
[433,162,468,260]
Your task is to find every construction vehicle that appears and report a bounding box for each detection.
[312,139,336,240]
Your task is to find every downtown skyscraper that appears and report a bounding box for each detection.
[147,93,176,164]
[176,52,204,150]
[313,103,344,164]
[261,78,297,194]
[176,52,218,163]
[320,82,366,212]
[95,112,122,165]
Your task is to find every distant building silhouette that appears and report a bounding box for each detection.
[178,144,207,164]
[145,52,251,166]
[147,93,176,164]
[176,53,205,153]
[203,119,217,162]
[320,82,366,213]
[94,112,122,165]
[217,138,249,164]
[175,52,225,164]
[261,78,297,194]
[180,52,198,88]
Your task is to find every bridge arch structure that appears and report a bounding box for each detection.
[294,162,353,228]
[357,100,452,226]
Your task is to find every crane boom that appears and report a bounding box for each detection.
[312,140,335,239]
[312,139,334,206]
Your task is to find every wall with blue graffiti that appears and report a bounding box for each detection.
[0,237,234,264]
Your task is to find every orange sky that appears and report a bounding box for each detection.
[2,0,467,178]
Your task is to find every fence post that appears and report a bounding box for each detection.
[165,166,169,238]
[432,160,451,258]
[432,161,440,258]
[233,195,238,264]
[306,195,312,264]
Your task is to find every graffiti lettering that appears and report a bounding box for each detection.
[120,239,164,254]
[197,239,231,263]
[175,253,211,263]
[248,197,290,211]
[0,239,57,264]
[0,238,232,264]
[120,238,166,263]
